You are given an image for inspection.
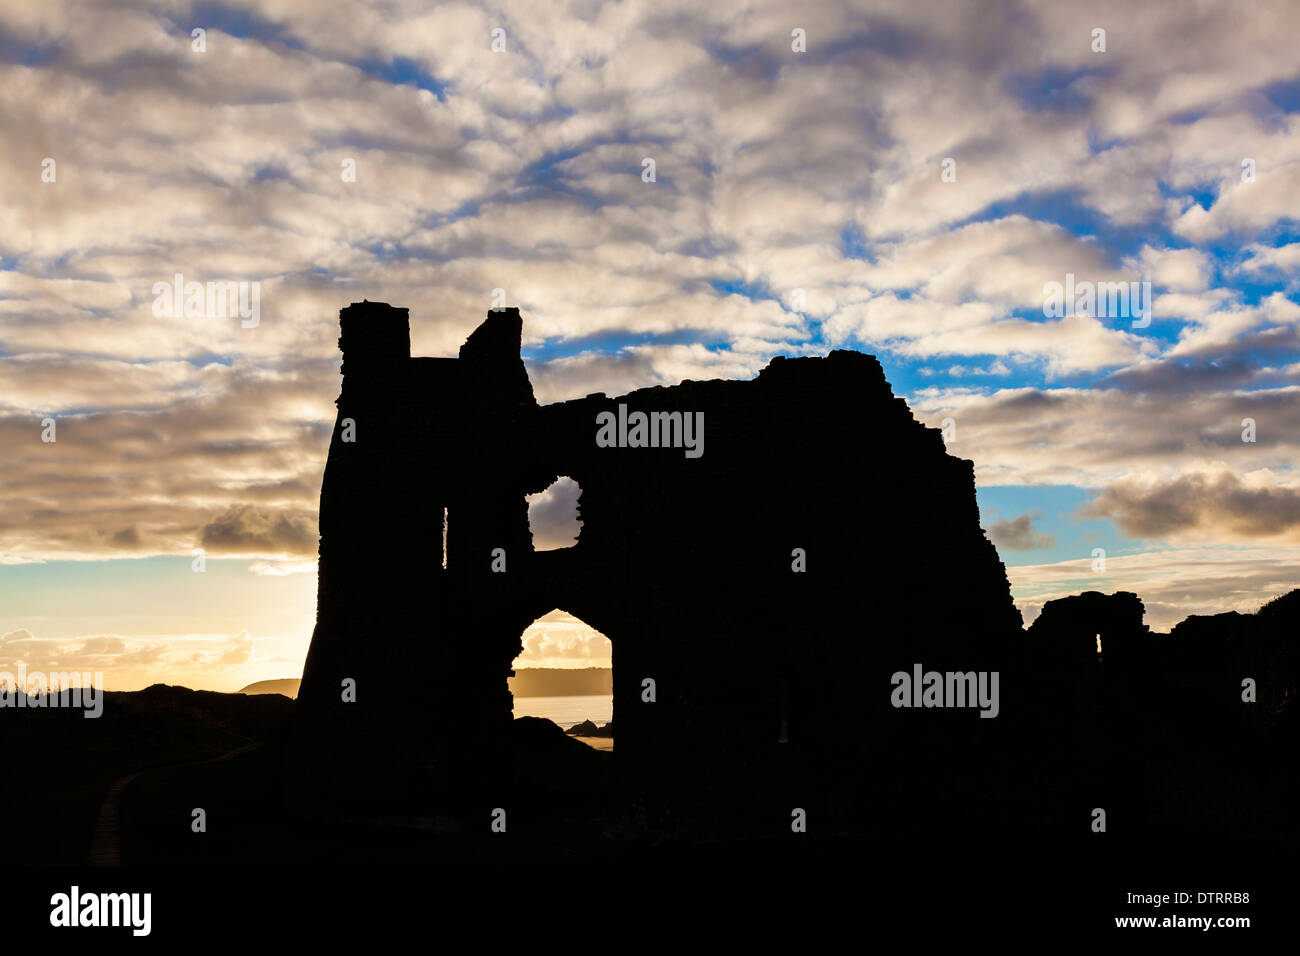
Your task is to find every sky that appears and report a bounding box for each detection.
[1,0,1298,691]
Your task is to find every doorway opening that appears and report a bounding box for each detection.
[510,608,613,751]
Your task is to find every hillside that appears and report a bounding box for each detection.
[234,670,613,699]
[238,678,302,698]
[509,667,612,697]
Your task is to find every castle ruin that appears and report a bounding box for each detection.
[290,301,1023,818]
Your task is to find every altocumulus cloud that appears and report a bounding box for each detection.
[0,0,1295,642]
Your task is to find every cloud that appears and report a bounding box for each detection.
[110,526,141,548]
[0,625,269,690]
[1171,163,1300,242]
[515,609,611,667]
[828,297,1154,375]
[77,636,127,655]
[984,513,1056,551]
[0,355,338,562]
[248,560,316,576]
[1165,292,1300,360]
[1238,242,1300,285]
[200,505,317,557]
[1080,470,1300,542]
[0,0,1294,567]
[1139,246,1213,293]
[0,628,166,675]
[221,630,254,666]
[912,385,1300,487]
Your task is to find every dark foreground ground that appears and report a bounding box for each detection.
[0,683,1293,938]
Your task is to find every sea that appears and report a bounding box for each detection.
[512,694,612,729]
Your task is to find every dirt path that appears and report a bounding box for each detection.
[88,742,262,866]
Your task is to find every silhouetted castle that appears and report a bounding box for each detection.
[289,301,1022,816]
[289,302,1297,843]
